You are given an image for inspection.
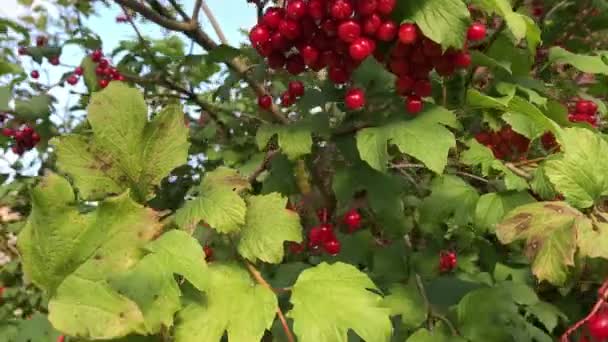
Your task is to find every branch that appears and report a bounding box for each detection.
[200,0,229,45]
[192,0,203,24]
[504,162,533,180]
[113,0,196,31]
[248,149,280,183]
[166,0,190,21]
[245,262,296,342]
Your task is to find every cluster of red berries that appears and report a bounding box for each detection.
[474,125,530,161]
[568,99,599,126]
[250,1,487,115]
[2,125,40,155]
[258,80,305,109]
[18,36,61,80]
[90,50,126,88]
[439,250,457,273]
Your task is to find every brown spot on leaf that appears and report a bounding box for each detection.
[503,213,532,233]
[525,236,544,259]
[544,203,565,214]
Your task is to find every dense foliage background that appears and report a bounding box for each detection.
[2,0,608,341]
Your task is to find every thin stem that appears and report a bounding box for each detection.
[167,0,190,21]
[192,0,203,23]
[114,0,196,31]
[455,171,489,184]
[248,149,280,183]
[504,162,533,180]
[245,262,296,342]
[201,0,229,45]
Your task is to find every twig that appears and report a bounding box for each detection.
[200,0,229,45]
[192,0,203,23]
[504,162,533,180]
[166,0,190,21]
[415,274,460,336]
[513,156,547,167]
[390,163,426,170]
[245,262,296,342]
[248,149,280,183]
[560,279,608,341]
[455,171,489,184]
[113,0,195,31]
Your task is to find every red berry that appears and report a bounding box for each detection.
[323,238,341,255]
[98,58,109,69]
[575,100,592,115]
[115,74,126,82]
[532,6,543,17]
[377,0,396,15]
[74,66,84,76]
[330,0,354,20]
[95,66,105,76]
[467,22,487,41]
[49,56,60,65]
[67,75,78,85]
[308,0,326,20]
[262,7,284,29]
[356,0,377,15]
[31,132,40,143]
[280,91,295,107]
[286,0,308,20]
[588,101,599,115]
[587,311,608,340]
[376,20,398,42]
[396,75,415,95]
[30,70,39,79]
[2,128,14,137]
[398,23,418,45]
[414,79,432,98]
[406,95,423,114]
[454,51,472,68]
[99,79,109,88]
[17,46,27,55]
[541,132,558,150]
[249,24,271,46]
[343,208,362,232]
[288,81,305,98]
[329,65,350,84]
[389,58,410,76]
[36,36,46,47]
[349,37,374,60]
[288,241,305,254]
[345,88,366,110]
[439,251,457,272]
[338,20,361,43]
[309,225,333,246]
[258,95,273,110]
[91,50,103,62]
[362,14,382,36]
[317,208,329,223]
[300,45,320,66]
[286,54,306,75]
[278,19,301,40]
[57,335,65,342]
[203,245,213,261]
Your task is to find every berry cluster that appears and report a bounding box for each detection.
[66,66,84,86]
[439,250,457,273]
[249,1,486,115]
[18,36,60,80]
[258,80,305,109]
[568,99,599,126]
[2,125,40,155]
[90,50,126,88]
[474,125,530,161]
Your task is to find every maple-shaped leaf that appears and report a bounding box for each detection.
[174,263,277,342]
[288,262,392,342]
[496,202,590,285]
[52,82,190,202]
[175,167,250,233]
[237,193,303,263]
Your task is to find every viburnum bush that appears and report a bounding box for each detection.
[3,0,608,341]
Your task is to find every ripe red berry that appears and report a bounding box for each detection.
[288,241,305,254]
[286,54,306,75]
[99,79,109,88]
[17,46,27,55]
[308,0,326,20]
[467,22,487,41]
[95,66,105,76]
[263,7,284,29]
[329,65,350,84]
[258,95,273,110]
[343,208,362,232]
[57,335,65,342]
[286,0,308,20]
[278,19,301,40]
[98,58,109,69]
[323,238,341,255]
[345,88,366,110]
[36,36,46,47]
[398,23,418,45]
[67,75,78,85]
[541,132,558,151]
[587,311,608,340]
[362,14,382,36]
[377,0,396,15]
[2,128,14,137]
[406,95,423,114]
[280,91,295,107]
[30,70,39,79]
[288,81,305,98]
[203,245,213,261]
[338,20,361,43]
[414,79,432,98]
[309,224,333,246]
[376,20,398,42]
[575,100,592,115]
[300,45,319,66]
[268,52,286,69]
[396,75,415,95]
[454,51,472,68]
[422,39,442,57]
[249,24,271,46]
[588,101,599,115]
[74,66,84,76]
[330,0,354,20]
[91,50,103,62]
[439,250,457,272]
[349,37,374,60]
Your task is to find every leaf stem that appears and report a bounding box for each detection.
[245,262,296,342]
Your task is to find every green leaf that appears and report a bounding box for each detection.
[474,191,535,232]
[526,302,566,332]
[237,193,303,263]
[549,47,608,75]
[14,313,61,342]
[17,173,163,338]
[206,44,241,63]
[256,122,313,160]
[406,328,460,342]
[419,175,479,231]
[530,166,558,200]
[52,82,190,202]
[382,282,426,328]
[81,56,99,92]
[466,88,514,109]
[398,0,470,49]
[174,263,277,342]
[470,50,512,74]
[288,262,392,342]
[0,86,11,110]
[352,57,397,94]
[175,167,250,232]
[502,111,546,139]
[457,287,519,341]
[14,94,53,120]
[545,128,608,208]
[496,202,590,285]
[357,105,457,173]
